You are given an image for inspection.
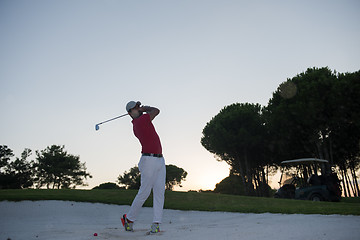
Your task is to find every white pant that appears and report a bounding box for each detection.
[126,155,166,223]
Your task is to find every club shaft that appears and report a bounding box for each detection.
[97,113,128,125]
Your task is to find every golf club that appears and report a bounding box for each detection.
[95,113,128,131]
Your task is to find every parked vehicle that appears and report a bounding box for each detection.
[274,158,342,201]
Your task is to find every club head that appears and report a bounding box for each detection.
[95,124,100,131]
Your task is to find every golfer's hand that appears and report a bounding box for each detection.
[138,106,147,113]
[140,106,160,120]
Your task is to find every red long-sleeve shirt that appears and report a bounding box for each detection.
[132,114,162,154]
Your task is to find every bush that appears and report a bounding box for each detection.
[214,175,245,195]
[92,182,122,189]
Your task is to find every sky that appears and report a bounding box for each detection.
[1,0,359,191]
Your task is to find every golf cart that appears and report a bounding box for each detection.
[274,158,341,201]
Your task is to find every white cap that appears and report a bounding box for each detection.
[126,101,141,112]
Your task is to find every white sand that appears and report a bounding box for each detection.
[1,200,359,240]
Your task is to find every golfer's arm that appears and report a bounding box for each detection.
[143,106,160,121]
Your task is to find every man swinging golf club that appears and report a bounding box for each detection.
[121,101,166,234]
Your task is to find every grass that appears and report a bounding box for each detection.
[0,189,359,215]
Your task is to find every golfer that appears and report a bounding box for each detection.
[121,101,166,234]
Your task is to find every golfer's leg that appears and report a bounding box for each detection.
[126,157,155,222]
[152,158,166,223]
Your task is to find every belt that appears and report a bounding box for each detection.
[142,153,163,158]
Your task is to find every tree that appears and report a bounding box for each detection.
[0,146,34,189]
[265,67,360,196]
[0,145,14,168]
[1,145,16,189]
[117,164,187,190]
[201,67,359,197]
[34,145,92,189]
[8,148,34,188]
[165,164,187,190]
[213,174,245,195]
[265,67,339,162]
[201,103,272,196]
[117,166,141,190]
[331,71,360,196]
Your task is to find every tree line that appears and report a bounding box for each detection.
[0,144,187,190]
[0,145,92,189]
[201,67,360,197]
